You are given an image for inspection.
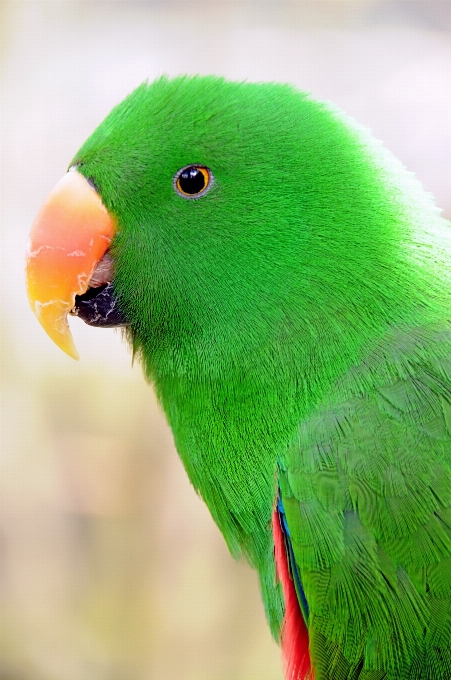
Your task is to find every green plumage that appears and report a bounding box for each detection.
[72,76,451,678]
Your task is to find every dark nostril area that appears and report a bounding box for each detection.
[68,164,98,192]
[86,176,99,192]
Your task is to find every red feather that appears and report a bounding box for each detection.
[273,506,312,680]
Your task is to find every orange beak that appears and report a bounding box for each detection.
[25,169,117,359]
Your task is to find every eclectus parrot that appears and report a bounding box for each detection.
[25,76,451,680]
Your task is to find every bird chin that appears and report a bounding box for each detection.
[71,283,129,328]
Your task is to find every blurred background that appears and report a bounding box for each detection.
[1,1,450,679]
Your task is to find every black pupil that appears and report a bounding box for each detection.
[179,167,206,194]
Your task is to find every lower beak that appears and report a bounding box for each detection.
[25,169,117,359]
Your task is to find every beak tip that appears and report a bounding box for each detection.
[50,330,80,361]
[30,299,80,360]
[59,333,80,360]
[51,334,80,361]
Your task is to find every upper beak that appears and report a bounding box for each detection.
[25,169,117,359]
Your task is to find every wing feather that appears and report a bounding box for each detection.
[279,322,451,679]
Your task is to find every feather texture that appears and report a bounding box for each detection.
[66,76,451,678]
[279,323,451,678]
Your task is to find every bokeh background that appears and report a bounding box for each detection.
[1,1,450,679]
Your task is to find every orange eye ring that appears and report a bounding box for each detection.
[174,165,213,199]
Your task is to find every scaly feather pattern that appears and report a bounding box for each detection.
[65,76,451,678]
[279,322,451,678]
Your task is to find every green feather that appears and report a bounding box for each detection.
[72,76,451,677]
[280,323,451,677]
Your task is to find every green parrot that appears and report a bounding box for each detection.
[26,76,451,679]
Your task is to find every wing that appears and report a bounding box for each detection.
[278,322,451,680]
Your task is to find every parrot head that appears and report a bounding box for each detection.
[27,75,411,378]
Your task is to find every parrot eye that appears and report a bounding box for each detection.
[174,165,213,199]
